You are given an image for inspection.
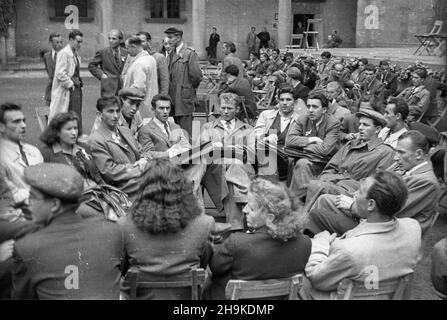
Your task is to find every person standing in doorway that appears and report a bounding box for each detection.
[209,27,220,63]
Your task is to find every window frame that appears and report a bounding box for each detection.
[145,0,187,24]
[48,0,95,23]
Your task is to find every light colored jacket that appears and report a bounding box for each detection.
[122,51,159,118]
[305,218,421,297]
[49,45,80,121]
[254,109,299,138]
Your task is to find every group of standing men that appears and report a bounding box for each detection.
[44,27,203,138]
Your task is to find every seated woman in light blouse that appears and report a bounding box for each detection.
[203,177,312,300]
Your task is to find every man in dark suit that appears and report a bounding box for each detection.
[208,27,220,62]
[88,29,127,98]
[43,33,63,106]
[12,163,124,300]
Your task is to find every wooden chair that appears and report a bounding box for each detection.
[126,268,206,300]
[35,106,50,132]
[225,274,303,300]
[285,34,304,49]
[335,274,413,300]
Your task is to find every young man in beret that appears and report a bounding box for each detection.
[165,27,203,138]
[12,163,125,299]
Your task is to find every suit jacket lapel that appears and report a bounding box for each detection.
[148,121,171,146]
[117,127,139,157]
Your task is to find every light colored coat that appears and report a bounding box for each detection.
[254,109,300,138]
[49,45,80,121]
[122,51,159,119]
[305,218,421,298]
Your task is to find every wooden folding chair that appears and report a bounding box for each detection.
[335,274,413,300]
[285,34,304,50]
[225,274,303,300]
[126,268,206,300]
[35,106,50,132]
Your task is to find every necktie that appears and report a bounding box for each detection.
[115,49,121,67]
[225,121,232,134]
[54,51,58,64]
[19,144,29,166]
[164,122,171,139]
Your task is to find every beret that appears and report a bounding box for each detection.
[24,164,84,201]
[118,87,145,101]
[164,27,183,36]
[356,108,387,127]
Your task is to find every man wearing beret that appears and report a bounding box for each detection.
[165,27,203,138]
[88,97,150,200]
[303,108,395,233]
[12,163,125,299]
[306,130,440,236]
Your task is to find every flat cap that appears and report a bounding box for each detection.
[356,108,387,127]
[118,87,145,101]
[24,163,84,201]
[164,27,183,36]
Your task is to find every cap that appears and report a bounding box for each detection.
[356,108,387,127]
[24,163,84,201]
[118,87,145,101]
[164,27,183,36]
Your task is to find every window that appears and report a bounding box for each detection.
[49,0,94,22]
[145,0,186,23]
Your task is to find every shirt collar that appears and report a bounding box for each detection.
[52,142,82,155]
[221,118,235,128]
[176,42,184,55]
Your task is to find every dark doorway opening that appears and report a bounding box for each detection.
[293,14,316,47]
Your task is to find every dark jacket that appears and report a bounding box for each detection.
[292,82,310,101]
[119,214,214,300]
[12,209,124,299]
[204,227,311,300]
[167,45,203,116]
[88,47,128,98]
[209,33,220,48]
[43,50,57,105]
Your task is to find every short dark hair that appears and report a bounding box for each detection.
[272,48,280,55]
[225,64,240,77]
[249,51,259,58]
[151,94,172,109]
[284,52,294,59]
[96,97,120,112]
[49,32,61,42]
[126,36,143,46]
[68,29,83,40]
[398,130,429,154]
[388,97,409,121]
[367,171,408,217]
[277,85,295,98]
[223,42,237,53]
[40,112,81,146]
[0,103,22,123]
[364,64,376,72]
[321,51,332,59]
[136,31,151,41]
[379,60,390,67]
[414,67,428,79]
[308,90,329,109]
[359,58,369,65]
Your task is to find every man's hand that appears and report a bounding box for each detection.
[335,195,354,211]
[101,74,109,80]
[345,133,358,141]
[0,240,14,262]
[134,158,148,172]
[264,134,278,145]
[314,231,337,244]
[308,137,323,145]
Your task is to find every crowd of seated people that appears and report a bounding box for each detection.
[1,35,447,300]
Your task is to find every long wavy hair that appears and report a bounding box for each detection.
[130,159,201,234]
[40,111,81,146]
[250,177,305,242]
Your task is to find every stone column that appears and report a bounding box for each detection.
[192,0,206,59]
[6,26,16,62]
[99,0,113,47]
[277,0,292,48]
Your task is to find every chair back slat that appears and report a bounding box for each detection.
[128,268,206,300]
[226,274,302,300]
[336,274,413,300]
[35,106,50,132]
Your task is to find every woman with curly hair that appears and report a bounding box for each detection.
[119,159,215,300]
[204,177,312,300]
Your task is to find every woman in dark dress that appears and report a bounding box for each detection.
[204,177,312,300]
